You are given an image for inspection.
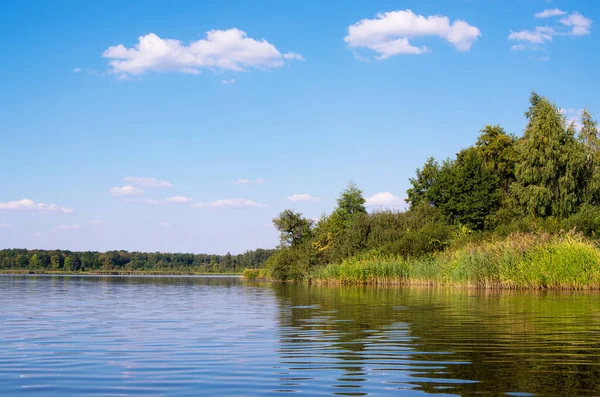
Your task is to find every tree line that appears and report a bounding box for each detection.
[0,248,275,273]
[263,92,600,280]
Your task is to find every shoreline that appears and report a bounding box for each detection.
[0,270,243,276]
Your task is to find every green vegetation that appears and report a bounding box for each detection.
[250,92,600,288]
[0,248,274,274]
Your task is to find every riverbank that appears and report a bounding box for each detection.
[245,232,600,289]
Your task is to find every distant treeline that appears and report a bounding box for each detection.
[0,248,275,273]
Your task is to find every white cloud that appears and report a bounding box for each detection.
[345,9,481,60]
[0,198,74,214]
[365,192,406,208]
[103,29,302,76]
[0,224,12,228]
[535,9,567,19]
[234,178,264,185]
[166,196,192,203]
[73,67,82,73]
[561,108,584,130]
[510,11,592,50]
[88,220,103,225]
[33,232,43,237]
[192,198,267,209]
[160,222,172,229]
[560,12,593,36]
[222,78,235,84]
[51,224,81,232]
[538,56,550,61]
[287,194,319,202]
[124,176,172,188]
[110,186,144,196]
[283,52,305,61]
[508,26,555,44]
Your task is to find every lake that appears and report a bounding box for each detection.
[1,276,599,396]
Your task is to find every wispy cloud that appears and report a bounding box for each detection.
[345,9,481,60]
[509,10,592,51]
[287,194,319,202]
[0,199,73,214]
[51,224,81,232]
[166,196,192,203]
[160,222,172,229]
[535,9,567,19]
[0,224,12,228]
[88,220,103,225]
[124,177,172,188]
[73,67,82,73]
[110,186,144,196]
[192,198,267,209]
[33,232,43,237]
[102,29,303,77]
[234,178,264,185]
[222,78,236,85]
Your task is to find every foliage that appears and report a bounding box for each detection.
[273,209,314,248]
[0,248,275,273]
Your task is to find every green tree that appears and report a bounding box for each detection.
[511,92,587,217]
[578,110,600,205]
[406,157,441,209]
[333,182,367,224]
[475,125,517,193]
[273,210,314,247]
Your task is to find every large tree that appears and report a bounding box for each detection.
[511,92,587,217]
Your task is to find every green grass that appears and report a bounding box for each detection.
[310,232,600,289]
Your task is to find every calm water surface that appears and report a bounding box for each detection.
[1,275,600,396]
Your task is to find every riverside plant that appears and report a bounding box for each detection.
[309,232,600,289]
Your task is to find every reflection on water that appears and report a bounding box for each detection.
[0,276,599,396]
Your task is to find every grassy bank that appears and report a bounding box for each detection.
[246,233,600,289]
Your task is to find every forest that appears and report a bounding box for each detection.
[251,92,600,287]
[0,248,274,274]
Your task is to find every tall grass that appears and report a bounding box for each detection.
[310,232,600,289]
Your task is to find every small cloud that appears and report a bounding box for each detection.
[538,56,550,61]
[561,108,584,130]
[102,29,303,77]
[33,232,43,237]
[88,220,103,225]
[352,51,371,62]
[73,67,82,73]
[256,178,265,184]
[535,9,567,19]
[0,198,73,214]
[110,186,144,196]
[124,177,172,188]
[160,222,172,229]
[234,178,251,185]
[166,196,192,203]
[365,192,406,208]
[51,224,81,232]
[192,198,267,209]
[0,224,12,228]
[345,9,481,60]
[287,194,319,202]
[283,52,305,61]
[222,78,236,84]
[560,12,593,36]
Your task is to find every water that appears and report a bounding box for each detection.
[1,276,600,396]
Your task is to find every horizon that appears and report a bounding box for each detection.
[1,0,598,254]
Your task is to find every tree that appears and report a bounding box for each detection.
[578,110,600,205]
[438,148,500,229]
[333,182,367,224]
[406,157,441,209]
[273,210,314,247]
[475,125,517,193]
[511,92,587,217]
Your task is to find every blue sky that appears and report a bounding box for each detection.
[1,0,598,254]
